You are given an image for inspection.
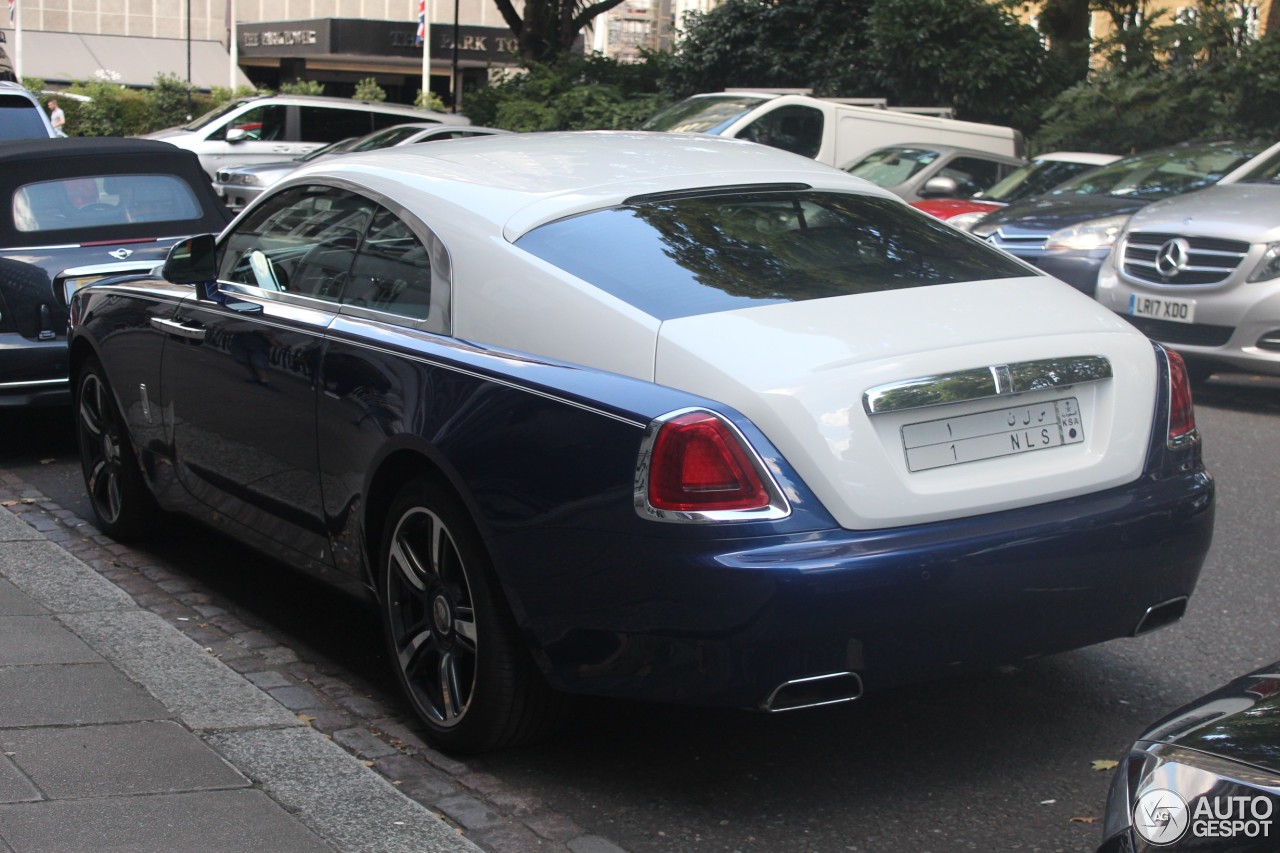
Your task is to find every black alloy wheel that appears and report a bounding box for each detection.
[379,479,562,753]
[75,359,155,541]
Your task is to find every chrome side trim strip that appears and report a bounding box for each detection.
[863,355,1113,415]
[0,378,69,389]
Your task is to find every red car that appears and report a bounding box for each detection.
[912,151,1118,230]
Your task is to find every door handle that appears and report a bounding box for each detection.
[150,317,207,342]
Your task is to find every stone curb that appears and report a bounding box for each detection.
[0,473,629,853]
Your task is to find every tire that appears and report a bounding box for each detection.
[74,358,156,542]
[378,479,563,753]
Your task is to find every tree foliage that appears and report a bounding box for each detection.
[868,0,1073,129]
[464,54,668,131]
[663,0,878,98]
[492,0,628,64]
[1033,11,1280,153]
[279,78,325,95]
[354,77,387,102]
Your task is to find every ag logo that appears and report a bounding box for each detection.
[1135,788,1190,845]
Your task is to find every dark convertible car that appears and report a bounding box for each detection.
[0,138,230,406]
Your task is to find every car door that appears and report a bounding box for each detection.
[159,184,375,568]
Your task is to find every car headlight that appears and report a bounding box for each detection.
[1247,242,1280,283]
[943,211,988,232]
[235,174,262,186]
[1044,215,1130,252]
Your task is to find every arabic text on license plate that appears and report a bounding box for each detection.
[902,397,1085,473]
[1129,294,1195,324]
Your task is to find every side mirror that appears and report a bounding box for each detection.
[225,127,248,143]
[920,175,961,199]
[163,234,219,302]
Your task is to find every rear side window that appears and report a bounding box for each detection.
[516,190,1032,321]
[0,94,51,140]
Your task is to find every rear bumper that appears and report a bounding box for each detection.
[502,467,1213,709]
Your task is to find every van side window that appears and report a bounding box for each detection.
[299,106,373,143]
[736,105,824,159]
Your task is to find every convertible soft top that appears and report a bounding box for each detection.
[0,137,229,246]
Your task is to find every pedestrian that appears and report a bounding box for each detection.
[47,98,66,137]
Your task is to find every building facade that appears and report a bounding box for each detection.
[5,0,519,105]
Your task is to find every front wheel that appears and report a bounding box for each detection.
[74,358,156,541]
[378,479,563,753]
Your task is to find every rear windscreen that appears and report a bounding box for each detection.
[515,190,1032,320]
[14,174,204,233]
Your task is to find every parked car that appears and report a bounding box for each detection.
[0,137,231,406]
[1097,659,1280,852]
[0,81,57,140]
[971,140,1266,294]
[68,132,1213,754]
[213,123,509,212]
[1095,141,1280,383]
[840,143,1025,203]
[913,151,1120,229]
[143,93,469,178]
[640,91,1023,165]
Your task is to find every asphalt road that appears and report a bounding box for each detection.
[4,372,1279,853]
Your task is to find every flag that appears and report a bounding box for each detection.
[8,0,15,23]
[415,0,426,46]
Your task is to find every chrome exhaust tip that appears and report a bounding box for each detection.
[1132,596,1189,636]
[762,672,863,713]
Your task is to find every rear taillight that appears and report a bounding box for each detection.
[645,411,771,514]
[1165,348,1197,448]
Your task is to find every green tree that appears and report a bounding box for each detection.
[279,79,325,95]
[492,0,628,64]
[664,0,878,98]
[148,72,196,128]
[868,0,1073,129]
[1033,0,1093,82]
[354,77,387,102]
[415,89,447,111]
[463,54,667,131]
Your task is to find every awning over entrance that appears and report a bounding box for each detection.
[12,31,251,91]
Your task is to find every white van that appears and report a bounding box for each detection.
[143,94,469,178]
[641,92,1023,167]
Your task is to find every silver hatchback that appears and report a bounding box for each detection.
[1095,142,1280,381]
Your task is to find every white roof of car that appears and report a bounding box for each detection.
[290,130,895,241]
[1035,151,1120,165]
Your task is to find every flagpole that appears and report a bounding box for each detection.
[420,0,430,105]
[13,0,21,82]
[228,0,238,91]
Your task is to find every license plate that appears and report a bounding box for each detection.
[902,397,1085,472]
[1129,294,1195,324]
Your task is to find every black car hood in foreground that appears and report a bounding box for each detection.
[975,193,1149,234]
[1134,661,1280,774]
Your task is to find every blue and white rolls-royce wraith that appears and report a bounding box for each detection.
[67,132,1214,753]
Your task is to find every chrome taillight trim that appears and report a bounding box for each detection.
[633,407,791,524]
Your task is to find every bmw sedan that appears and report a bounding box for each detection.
[67,132,1214,753]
